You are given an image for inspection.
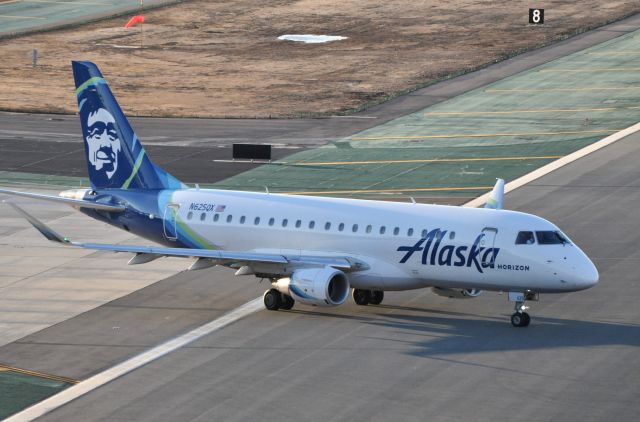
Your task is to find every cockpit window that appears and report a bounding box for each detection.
[516,231,535,245]
[536,231,570,245]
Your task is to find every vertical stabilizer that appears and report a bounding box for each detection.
[72,61,184,190]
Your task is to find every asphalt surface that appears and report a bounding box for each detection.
[0,125,637,422]
[3,13,640,185]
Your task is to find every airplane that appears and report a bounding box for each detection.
[0,61,599,327]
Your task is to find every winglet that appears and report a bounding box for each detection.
[5,202,70,244]
[484,178,504,210]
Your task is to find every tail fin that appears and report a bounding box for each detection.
[72,61,185,190]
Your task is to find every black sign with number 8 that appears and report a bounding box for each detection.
[529,8,544,24]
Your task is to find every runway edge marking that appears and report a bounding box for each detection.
[4,297,264,422]
[463,122,640,208]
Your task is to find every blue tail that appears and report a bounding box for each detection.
[72,61,185,190]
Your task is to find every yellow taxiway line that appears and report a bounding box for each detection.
[540,68,640,72]
[283,186,493,195]
[295,155,563,166]
[25,0,111,5]
[587,51,640,55]
[425,106,640,116]
[0,364,78,385]
[0,14,46,19]
[350,129,619,141]
[486,87,640,93]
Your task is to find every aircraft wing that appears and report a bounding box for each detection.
[0,188,125,212]
[6,202,368,274]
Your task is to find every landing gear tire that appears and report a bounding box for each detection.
[369,290,384,305]
[263,289,282,311]
[280,294,295,310]
[511,312,531,327]
[353,289,372,305]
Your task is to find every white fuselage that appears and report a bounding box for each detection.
[163,189,598,293]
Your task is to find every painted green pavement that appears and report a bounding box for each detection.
[214,29,640,201]
[0,0,178,37]
[0,367,73,419]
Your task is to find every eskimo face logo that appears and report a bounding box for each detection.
[85,108,121,179]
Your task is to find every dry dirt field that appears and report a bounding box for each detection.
[0,0,639,118]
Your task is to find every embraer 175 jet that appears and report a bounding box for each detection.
[0,61,599,327]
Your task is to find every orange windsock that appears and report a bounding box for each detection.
[124,15,145,28]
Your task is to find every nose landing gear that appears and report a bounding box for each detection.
[508,291,538,327]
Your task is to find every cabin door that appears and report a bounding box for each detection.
[163,204,179,241]
[480,227,498,268]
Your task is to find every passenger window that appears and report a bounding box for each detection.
[268,217,275,226]
[213,214,220,222]
[325,222,331,230]
[421,229,428,238]
[309,221,315,229]
[338,223,345,232]
[536,231,570,245]
[282,219,288,227]
[296,220,302,228]
[239,216,245,224]
[352,224,358,233]
[449,231,455,240]
[200,213,206,221]
[187,212,193,220]
[254,217,260,225]
[366,225,372,233]
[516,231,535,245]
[380,226,386,235]
[227,214,233,223]
[393,227,400,236]
[407,228,414,237]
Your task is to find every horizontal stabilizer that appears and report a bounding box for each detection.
[0,188,125,212]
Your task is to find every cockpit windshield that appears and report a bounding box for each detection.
[535,231,571,245]
[515,231,535,245]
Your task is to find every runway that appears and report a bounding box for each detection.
[2,129,639,421]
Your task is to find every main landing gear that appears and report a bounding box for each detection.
[263,288,295,311]
[509,291,539,327]
[352,289,384,306]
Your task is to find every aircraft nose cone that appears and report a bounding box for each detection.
[575,258,599,289]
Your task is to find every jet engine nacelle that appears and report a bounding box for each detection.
[431,287,483,299]
[275,267,350,306]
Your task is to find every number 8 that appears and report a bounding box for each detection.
[532,9,540,23]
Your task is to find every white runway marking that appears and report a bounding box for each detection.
[463,122,640,208]
[5,297,264,421]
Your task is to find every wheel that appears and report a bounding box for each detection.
[280,294,295,310]
[510,312,530,327]
[369,290,384,305]
[263,289,282,311]
[352,289,371,305]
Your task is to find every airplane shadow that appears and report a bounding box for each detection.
[366,310,640,358]
[285,304,640,358]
